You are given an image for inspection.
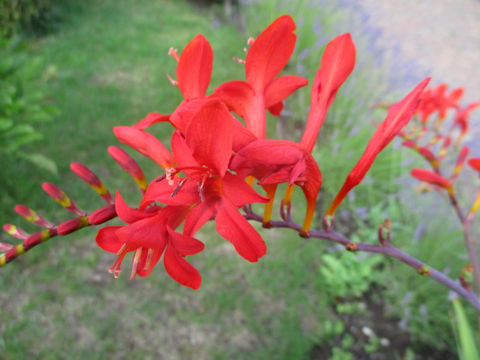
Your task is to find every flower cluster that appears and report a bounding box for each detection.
[1,15,430,290]
[402,83,480,196]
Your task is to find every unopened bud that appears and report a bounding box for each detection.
[23,229,55,249]
[42,182,85,215]
[378,219,391,246]
[107,146,147,191]
[70,162,113,203]
[88,204,117,225]
[0,242,13,252]
[14,205,53,228]
[3,224,29,240]
[57,217,89,235]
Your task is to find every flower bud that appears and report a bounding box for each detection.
[88,204,117,225]
[57,217,89,235]
[70,162,113,203]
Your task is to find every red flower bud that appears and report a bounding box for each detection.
[14,205,53,228]
[107,146,147,190]
[70,162,113,203]
[42,182,85,215]
[57,217,89,235]
[88,205,117,225]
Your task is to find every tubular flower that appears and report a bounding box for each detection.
[325,78,430,225]
[450,102,480,145]
[410,169,454,193]
[300,33,356,153]
[231,139,322,235]
[96,192,204,289]
[214,15,308,139]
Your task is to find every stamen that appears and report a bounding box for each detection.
[155,174,166,183]
[130,247,143,280]
[166,73,178,86]
[144,248,155,271]
[168,47,180,62]
[116,243,128,256]
[171,178,188,197]
[198,174,208,202]
[233,57,246,65]
[247,37,255,46]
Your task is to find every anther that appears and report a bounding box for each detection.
[166,73,178,86]
[171,178,188,197]
[233,57,246,65]
[168,47,180,62]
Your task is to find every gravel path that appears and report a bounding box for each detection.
[349,0,480,104]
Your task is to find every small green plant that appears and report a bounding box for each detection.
[0,37,58,188]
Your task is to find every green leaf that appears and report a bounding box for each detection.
[18,152,57,175]
[0,117,13,131]
[451,297,480,360]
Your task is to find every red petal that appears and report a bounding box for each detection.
[170,98,207,131]
[96,226,124,253]
[267,102,283,116]
[265,75,308,110]
[301,33,355,152]
[215,199,266,262]
[183,201,216,236]
[163,246,202,289]
[116,213,168,250]
[171,130,200,173]
[167,226,204,256]
[113,126,174,168]
[469,158,480,172]
[311,33,355,109]
[136,248,163,277]
[222,172,269,207]
[133,113,170,130]
[411,169,453,189]
[185,99,233,176]
[177,34,213,100]
[232,139,304,167]
[213,80,255,119]
[246,15,296,92]
[115,191,155,223]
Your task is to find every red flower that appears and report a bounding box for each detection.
[231,139,322,235]
[96,192,204,289]
[325,78,430,221]
[410,169,453,193]
[214,15,308,138]
[300,33,356,153]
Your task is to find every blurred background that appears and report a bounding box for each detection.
[1,0,479,358]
